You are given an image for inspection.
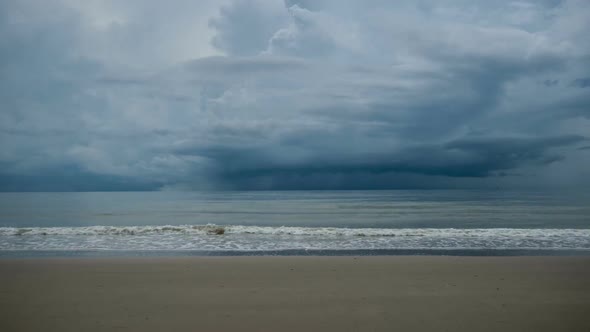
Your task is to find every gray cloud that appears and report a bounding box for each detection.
[209,0,288,56]
[571,78,590,88]
[1,0,589,191]
[174,135,584,189]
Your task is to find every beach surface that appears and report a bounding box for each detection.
[1,256,589,332]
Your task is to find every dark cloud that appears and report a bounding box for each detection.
[1,0,590,191]
[543,79,559,87]
[570,78,590,88]
[170,135,585,190]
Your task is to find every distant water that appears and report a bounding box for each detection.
[0,191,589,256]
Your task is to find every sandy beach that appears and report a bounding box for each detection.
[1,256,589,332]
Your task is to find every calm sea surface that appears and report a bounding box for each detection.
[1,190,589,255]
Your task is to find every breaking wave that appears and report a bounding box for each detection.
[1,225,589,252]
[1,224,587,238]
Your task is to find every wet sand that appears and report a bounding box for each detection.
[1,256,589,332]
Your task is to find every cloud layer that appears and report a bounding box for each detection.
[1,0,589,190]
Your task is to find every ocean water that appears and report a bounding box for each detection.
[0,190,589,256]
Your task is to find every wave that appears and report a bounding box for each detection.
[1,224,588,238]
[1,225,589,252]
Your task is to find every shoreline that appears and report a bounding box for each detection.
[2,248,590,258]
[1,256,589,331]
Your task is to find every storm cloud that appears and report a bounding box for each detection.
[1,0,589,191]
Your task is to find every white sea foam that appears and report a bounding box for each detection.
[0,224,587,238]
[0,225,226,236]
[1,225,589,252]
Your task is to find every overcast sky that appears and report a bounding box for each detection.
[1,0,589,191]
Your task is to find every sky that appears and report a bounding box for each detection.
[0,0,589,191]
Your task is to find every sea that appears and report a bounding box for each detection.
[1,190,589,257]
